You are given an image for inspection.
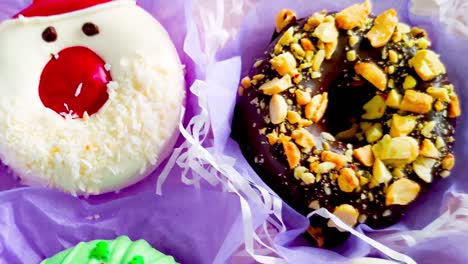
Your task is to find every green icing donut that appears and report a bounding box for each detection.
[41,236,178,264]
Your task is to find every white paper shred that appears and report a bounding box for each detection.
[157,80,287,264]
[411,0,468,37]
[307,209,417,264]
[370,193,468,253]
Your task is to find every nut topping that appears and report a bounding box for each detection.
[276,9,296,32]
[420,139,440,159]
[292,128,316,149]
[270,52,297,76]
[409,50,446,81]
[305,12,325,30]
[287,111,302,124]
[315,21,339,43]
[335,0,372,30]
[338,168,360,192]
[353,145,374,167]
[413,157,436,183]
[305,92,328,123]
[442,154,455,170]
[427,87,450,102]
[259,75,292,95]
[386,178,421,206]
[328,204,359,230]
[295,90,312,105]
[371,159,393,188]
[448,94,461,118]
[354,62,387,91]
[385,89,402,109]
[321,151,350,168]
[400,90,433,114]
[283,141,301,169]
[362,95,387,120]
[372,135,419,166]
[390,114,417,137]
[270,94,288,124]
[367,9,398,48]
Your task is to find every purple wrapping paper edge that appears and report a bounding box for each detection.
[203,0,468,262]
[0,1,251,263]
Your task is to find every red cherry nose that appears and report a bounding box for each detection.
[39,46,111,118]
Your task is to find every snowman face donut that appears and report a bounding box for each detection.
[0,0,185,195]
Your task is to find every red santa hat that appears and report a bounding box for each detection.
[15,0,114,18]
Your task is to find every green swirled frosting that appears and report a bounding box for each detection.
[41,236,178,264]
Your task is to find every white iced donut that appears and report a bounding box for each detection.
[0,0,185,195]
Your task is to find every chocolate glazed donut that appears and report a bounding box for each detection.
[232,0,461,248]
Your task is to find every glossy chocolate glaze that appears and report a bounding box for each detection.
[232,14,457,248]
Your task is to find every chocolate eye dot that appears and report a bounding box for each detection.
[82,22,99,36]
[42,26,57,42]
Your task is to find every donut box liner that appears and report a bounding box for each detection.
[0,0,467,264]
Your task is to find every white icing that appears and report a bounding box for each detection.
[0,0,185,194]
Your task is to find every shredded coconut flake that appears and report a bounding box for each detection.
[75,83,83,97]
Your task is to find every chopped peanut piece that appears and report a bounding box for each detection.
[427,87,450,102]
[328,204,359,230]
[241,76,251,88]
[305,92,328,123]
[403,75,417,90]
[238,86,244,96]
[321,151,350,168]
[315,22,338,43]
[365,123,383,143]
[421,121,436,138]
[390,114,417,137]
[400,90,433,114]
[442,154,455,170]
[305,13,325,30]
[386,178,421,206]
[324,40,338,59]
[270,94,288,124]
[312,50,326,71]
[338,168,360,192]
[315,21,339,43]
[292,128,316,149]
[371,159,393,188]
[355,62,387,91]
[409,50,446,81]
[259,75,292,95]
[276,9,296,32]
[353,145,374,167]
[386,89,402,109]
[287,111,301,124]
[266,131,279,145]
[293,166,308,180]
[295,90,312,105]
[283,141,301,168]
[300,38,315,51]
[314,162,336,174]
[434,100,445,112]
[362,95,387,120]
[413,157,436,183]
[270,52,297,76]
[367,9,399,48]
[449,94,461,118]
[372,135,419,166]
[420,139,440,159]
[335,0,372,30]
